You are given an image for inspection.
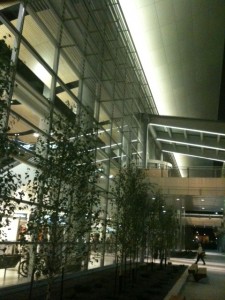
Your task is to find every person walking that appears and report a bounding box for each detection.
[195,243,206,265]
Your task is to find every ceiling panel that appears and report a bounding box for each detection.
[120,0,225,120]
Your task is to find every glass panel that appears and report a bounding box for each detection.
[55,79,78,113]
[58,53,79,98]
[11,99,40,129]
[8,119,38,151]
[18,43,52,89]
[22,15,55,70]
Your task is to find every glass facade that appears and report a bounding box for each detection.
[1,1,224,288]
[0,0,158,280]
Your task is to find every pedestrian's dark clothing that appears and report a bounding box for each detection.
[195,244,205,265]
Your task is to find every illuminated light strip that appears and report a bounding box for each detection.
[150,123,225,137]
[97,142,122,150]
[162,150,225,162]
[98,125,128,135]
[96,154,127,163]
[132,151,143,155]
[97,129,111,134]
[157,138,225,152]
[96,158,110,163]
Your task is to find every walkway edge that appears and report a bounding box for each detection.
[164,266,189,300]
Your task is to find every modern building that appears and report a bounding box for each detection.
[0,0,225,283]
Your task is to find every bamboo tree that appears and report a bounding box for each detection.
[146,191,163,265]
[111,163,153,291]
[146,191,177,268]
[23,110,100,299]
[0,35,12,134]
[159,205,177,266]
[0,35,101,298]
[0,36,27,240]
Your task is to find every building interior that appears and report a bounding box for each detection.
[0,0,225,292]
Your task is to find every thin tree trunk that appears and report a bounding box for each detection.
[28,268,35,300]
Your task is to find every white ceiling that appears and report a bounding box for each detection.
[120,0,225,120]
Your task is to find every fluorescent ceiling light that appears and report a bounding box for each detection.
[96,158,109,163]
[150,123,225,137]
[132,151,143,155]
[157,138,225,152]
[162,150,225,162]
[97,143,122,150]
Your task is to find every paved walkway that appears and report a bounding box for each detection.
[167,250,225,300]
[1,250,224,299]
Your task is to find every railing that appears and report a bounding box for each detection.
[146,165,225,178]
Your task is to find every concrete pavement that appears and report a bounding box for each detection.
[165,250,225,300]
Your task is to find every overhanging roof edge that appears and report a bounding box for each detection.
[148,115,225,135]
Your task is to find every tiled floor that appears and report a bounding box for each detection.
[0,266,29,287]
